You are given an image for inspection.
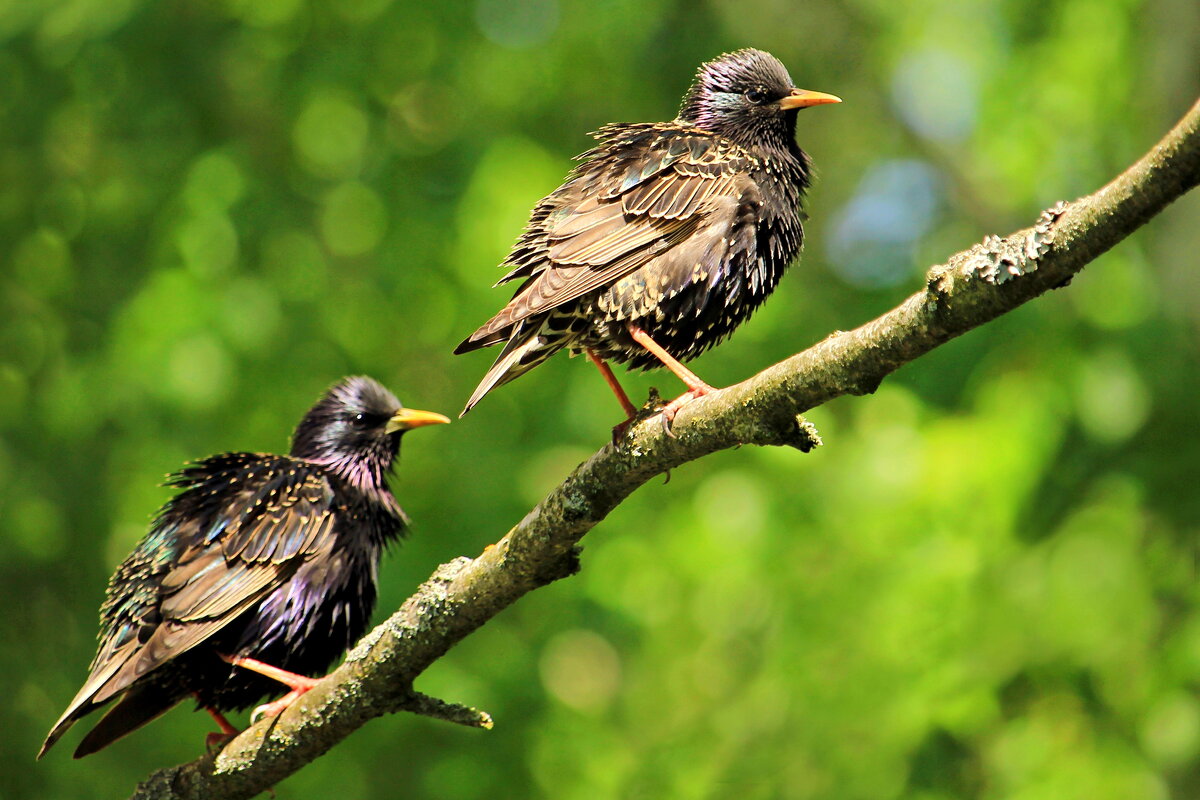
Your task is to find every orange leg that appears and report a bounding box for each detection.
[627,326,715,394]
[628,326,717,429]
[220,654,321,723]
[196,693,241,748]
[586,348,638,419]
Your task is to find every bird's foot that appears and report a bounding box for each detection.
[659,383,715,437]
[250,685,317,724]
[219,653,322,723]
[205,730,239,750]
[204,704,277,796]
[610,387,668,444]
[610,416,634,444]
[198,695,241,750]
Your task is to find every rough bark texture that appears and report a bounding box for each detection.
[128,97,1200,800]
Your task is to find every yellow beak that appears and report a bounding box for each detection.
[385,408,451,434]
[778,88,843,110]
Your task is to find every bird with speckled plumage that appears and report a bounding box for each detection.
[455,49,840,426]
[39,376,449,759]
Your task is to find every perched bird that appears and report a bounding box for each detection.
[455,48,840,423]
[40,377,449,759]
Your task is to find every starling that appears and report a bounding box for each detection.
[455,48,840,423]
[39,376,449,759]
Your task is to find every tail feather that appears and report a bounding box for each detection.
[460,325,565,416]
[73,685,179,759]
[39,703,92,760]
[455,303,524,355]
[453,324,511,355]
[38,646,133,759]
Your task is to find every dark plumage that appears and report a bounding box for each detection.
[455,48,840,419]
[40,376,449,759]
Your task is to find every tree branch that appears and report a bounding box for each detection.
[129,97,1200,800]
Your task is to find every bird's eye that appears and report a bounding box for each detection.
[745,86,771,105]
[351,412,367,427]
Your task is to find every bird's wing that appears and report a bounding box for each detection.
[99,457,336,700]
[456,125,761,349]
[40,454,335,756]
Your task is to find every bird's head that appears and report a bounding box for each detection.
[677,48,840,151]
[290,375,449,485]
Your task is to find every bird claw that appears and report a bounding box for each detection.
[220,653,321,724]
[248,700,283,724]
[658,385,713,436]
[249,685,315,724]
[660,409,678,438]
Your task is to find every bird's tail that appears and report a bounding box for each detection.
[39,648,131,759]
[40,703,91,759]
[460,322,565,416]
[73,685,179,758]
[39,634,174,759]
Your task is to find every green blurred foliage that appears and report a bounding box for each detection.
[3,0,1199,797]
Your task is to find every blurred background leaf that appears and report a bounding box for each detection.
[3,0,1199,797]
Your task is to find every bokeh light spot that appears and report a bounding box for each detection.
[293,90,370,179]
[333,0,394,23]
[539,629,622,713]
[0,364,28,425]
[224,0,304,28]
[828,159,943,287]
[1071,249,1156,331]
[221,276,282,354]
[176,212,239,278]
[891,48,979,143]
[519,446,593,507]
[166,333,234,411]
[11,493,66,561]
[694,470,767,544]
[260,229,330,302]
[12,227,72,297]
[453,136,562,282]
[320,181,387,257]
[184,151,245,213]
[475,0,559,48]
[1074,350,1150,444]
[1141,692,1200,767]
[36,180,87,237]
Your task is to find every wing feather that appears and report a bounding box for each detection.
[457,125,761,349]
[41,455,337,756]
